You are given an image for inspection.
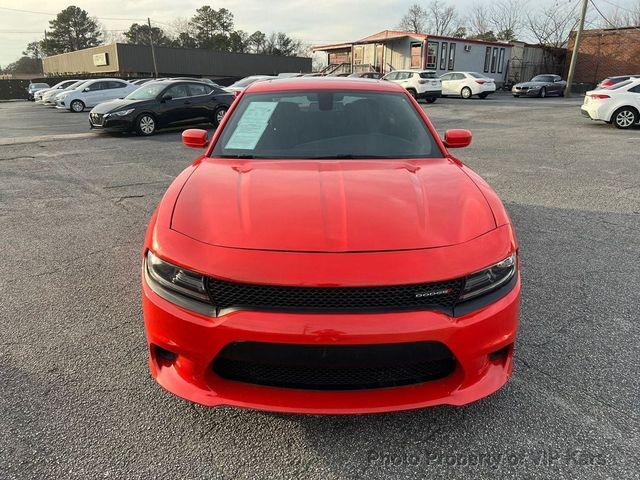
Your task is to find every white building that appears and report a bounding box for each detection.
[314,30,513,87]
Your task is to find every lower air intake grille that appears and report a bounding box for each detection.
[212,341,456,390]
[206,277,464,313]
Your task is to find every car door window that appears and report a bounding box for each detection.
[188,83,212,96]
[629,85,640,93]
[108,81,127,89]
[440,73,453,81]
[165,84,190,99]
[86,82,104,92]
[385,72,398,81]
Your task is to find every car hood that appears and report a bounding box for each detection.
[91,98,147,113]
[515,81,547,88]
[171,158,496,253]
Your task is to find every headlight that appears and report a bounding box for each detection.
[459,253,517,301]
[112,108,134,116]
[146,251,210,302]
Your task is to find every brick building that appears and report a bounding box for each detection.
[566,26,640,86]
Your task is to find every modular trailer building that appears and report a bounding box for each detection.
[314,30,513,87]
[43,43,312,79]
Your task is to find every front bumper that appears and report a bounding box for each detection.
[512,87,540,97]
[89,112,134,132]
[142,270,520,414]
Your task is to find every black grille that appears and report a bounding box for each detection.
[212,341,456,390]
[206,276,464,314]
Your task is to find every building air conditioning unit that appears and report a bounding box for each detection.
[464,45,472,52]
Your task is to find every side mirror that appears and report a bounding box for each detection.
[182,129,208,149]
[83,87,90,92]
[443,129,472,149]
[161,94,172,102]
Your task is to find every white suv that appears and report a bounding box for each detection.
[55,78,138,112]
[382,70,441,103]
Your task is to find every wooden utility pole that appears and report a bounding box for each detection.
[565,0,589,97]
[148,17,159,78]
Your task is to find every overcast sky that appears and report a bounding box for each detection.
[0,0,637,66]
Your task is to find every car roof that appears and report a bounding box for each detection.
[246,76,406,94]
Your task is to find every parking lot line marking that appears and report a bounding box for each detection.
[0,132,96,146]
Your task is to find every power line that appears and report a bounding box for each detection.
[596,0,640,15]
[589,0,640,31]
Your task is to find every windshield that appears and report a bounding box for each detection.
[125,83,167,100]
[66,81,85,90]
[230,77,270,88]
[211,90,442,159]
[605,80,633,90]
[531,75,554,82]
[419,72,438,79]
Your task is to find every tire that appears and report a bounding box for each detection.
[478,92,489,99]
[135,114,156,136]
[407,88,418,100]
[425,97,437,104]
[461,87,472,99]
[70,100,85,112]
[611,107,638,129]
[539,87,546,98]
[512,94,519,97]
[213,106,228,127]
[559,89,565,97]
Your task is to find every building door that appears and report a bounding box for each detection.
[376,44,384,72]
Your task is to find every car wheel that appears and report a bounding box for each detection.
[213,106,228,127]
[70,100,85,112]
[461,87,472,99]
[136,114,156,136]
[612,107,638,129]
[407,88,418,100]
[478,93,489,99]
[539,87,546,98]
[425,97,437,104]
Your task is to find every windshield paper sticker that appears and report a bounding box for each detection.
[225,102,278,150]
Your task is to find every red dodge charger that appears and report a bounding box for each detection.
[142,77,520,414]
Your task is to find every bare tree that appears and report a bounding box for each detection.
[490,0,526,39]
[526,2,581,48]
[598,0,640,27]
[398,4,428,33]
[467,4,492,36]
[426,0,460,36]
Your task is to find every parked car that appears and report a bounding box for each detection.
[34,79,81,102]
[89,79,234,135]
[224,75,277,94]
[382,70,441,103]
[440,72,496,99]
[131,78,155,86]
[581,77,640,129]
[512,74,566,98]
[40,80,85,105]
[170,77,219,87]
[348,71,383,79]
[26,83,50,101]
[597,75,640,89]
[55,78,138,112]
[141,78,520,413]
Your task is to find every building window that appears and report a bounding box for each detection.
[484,47,491,72]
[448,43,456,70]
[497,48,505,74]
[491,47,498,73]
[426,42,438,69]
[439,43,447,70]
[410,42,423,69]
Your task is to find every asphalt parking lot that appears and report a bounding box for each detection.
[1,95,638,479]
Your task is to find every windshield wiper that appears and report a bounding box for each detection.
[306,154,391,159]
[218,154,256,159]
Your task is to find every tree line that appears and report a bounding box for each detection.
[4,5,306,73]
[398,0,640,47]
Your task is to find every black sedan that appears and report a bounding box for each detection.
[512,74,566,98]
[89,80,233,135]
